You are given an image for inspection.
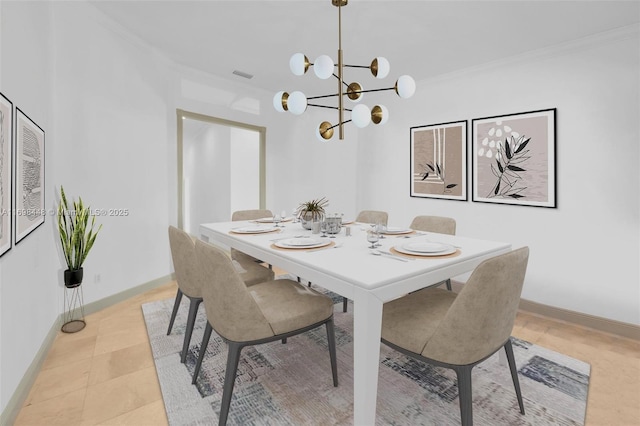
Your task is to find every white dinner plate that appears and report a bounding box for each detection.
[255,217,293,223]
[231,225,278,234]
[382,227,413,235]
[394,242,457,256]
[402,242,451,253]
[275,238,331,249]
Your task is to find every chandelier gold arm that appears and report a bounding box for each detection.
[337,0,344,139]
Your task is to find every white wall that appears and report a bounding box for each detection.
[357,28,640,325]
[0,1,59,413]
[229,127,260,213]
[183,122,231,234]
[266,105,361,219]
[51,2,174,303]
[183,122,262,234]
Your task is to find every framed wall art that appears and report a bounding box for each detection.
[14,108,45,244]
[472,108,556,208]
[0,92,12,257]
[410,120,467,201]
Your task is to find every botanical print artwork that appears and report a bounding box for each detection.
[472,109,556,207]
[410,121,467,201]
[15,108,45,243]
[0,93,12,257]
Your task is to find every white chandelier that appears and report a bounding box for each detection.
[273,0,416,141]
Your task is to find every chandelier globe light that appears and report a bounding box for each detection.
[273,0,415,141]
[287,91,308,115]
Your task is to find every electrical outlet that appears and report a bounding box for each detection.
[94,273,101,283]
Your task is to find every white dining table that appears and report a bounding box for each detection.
[199,220,511,425]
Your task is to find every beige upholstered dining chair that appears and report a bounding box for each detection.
[167,226,203,363]
[355,210,388,226]
[231,209,275,285]
[409,215,456,235]
[381,247,529,426]
[409,215,457,290]
[191,239,338,426]
[167,226,275,363]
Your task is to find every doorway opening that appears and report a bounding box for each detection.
[177,109,266,234]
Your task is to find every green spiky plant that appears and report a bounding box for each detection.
[57,186,102,271]
[295,197,329,222]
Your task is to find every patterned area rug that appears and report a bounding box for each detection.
[142,284,590,425]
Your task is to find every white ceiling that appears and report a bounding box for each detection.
[89,0,639,95]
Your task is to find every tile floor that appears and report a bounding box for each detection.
[13,280,640,425]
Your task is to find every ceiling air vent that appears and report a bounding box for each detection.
[232,70,254,79]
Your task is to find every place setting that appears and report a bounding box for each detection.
[390,240,461,259]
[379,226,415,237]
[270,236,335,251]
[229,224,282,235]
[254,216,293,224]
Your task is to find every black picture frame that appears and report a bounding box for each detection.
[410,120,468,201]
[471,108,556,208]
[14,107,45,244]
[0,92,13,257]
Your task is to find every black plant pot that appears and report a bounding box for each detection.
[64,268,84,288]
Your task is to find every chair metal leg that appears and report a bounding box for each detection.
[192,322,213,384]
[167,289,183,335]
[445,279,452,291]
[219,342,243,426]
[504,339,525,415]
[342,297,348,313]
[325,319,338,387]
[454,366,473,426]
[181,297,203,363]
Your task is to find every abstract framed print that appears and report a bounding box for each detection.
[472,108,556,208]
[14,108,45,244]
[0,92,12,257]
[410,120,467,201]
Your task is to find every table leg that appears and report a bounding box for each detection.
[353,289,383,425]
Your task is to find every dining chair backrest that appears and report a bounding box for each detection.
[409,215,456,235]
[230,209,274,262]
[195,239,274,342]
[232,209,273,222]
[355,210,388,226]
[168,226,202,298]
[422,247,529,365]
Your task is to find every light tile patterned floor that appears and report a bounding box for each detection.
[14,281,640,425]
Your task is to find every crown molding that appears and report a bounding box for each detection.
[426,23,640,85]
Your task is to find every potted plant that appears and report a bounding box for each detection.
[295,197,329,230]
[57,186,102,288]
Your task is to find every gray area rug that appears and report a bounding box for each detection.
[142,282,590,425]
